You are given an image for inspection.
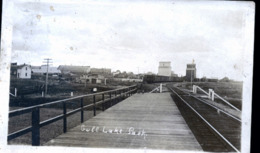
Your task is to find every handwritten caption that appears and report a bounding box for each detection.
[81,125,147,139]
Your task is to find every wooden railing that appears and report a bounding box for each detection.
[8,85,137,146]
[192,85,240,111]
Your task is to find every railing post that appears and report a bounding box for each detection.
[114,91,117,105]
[93,95,96,116]
[120,90,122,102]
[15,88,17,97]
[109,92,112,107]
[208,89,211,99]
[80,98,84,123]
[193,85,197,94]
[63,102,67,133]
[211,90,215,101]
[102,94,105,111]
[32,107,40,146]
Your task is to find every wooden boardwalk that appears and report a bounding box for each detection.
[45,92,202,150]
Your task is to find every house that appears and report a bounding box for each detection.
[112,70,121,76]
[78,74,104,84]
[58,65,90,74]
[11,63,31,79]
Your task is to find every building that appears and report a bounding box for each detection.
[158,61,171,77]
[146,72,156,75]
[171,71,178,77]
[58,65,90,74]
[186,60,196,81]
[31,65,61,75]
[90,68,111,75]
[10,63,18,77]
[78,74,105,84]
[11,63,31,79]
[112,70,121,76]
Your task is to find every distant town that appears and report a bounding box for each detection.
[10,60,236,84]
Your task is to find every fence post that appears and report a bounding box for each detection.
[193,85,197,94]
[109,92,112,107]
[114,91,117,105]
[32,107,40,146]
[120,90,122,102]
[15,88,17,97]
[93,95,96,116]
[81,98,84,123]
[102,94,105,111]
[208,89,212,99]
[63,102,67,133]
[160,84,162,93]
[211,90,215,101]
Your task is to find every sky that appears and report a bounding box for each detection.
[10,0,252,81]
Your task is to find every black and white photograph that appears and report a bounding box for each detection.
[0,0,255,153]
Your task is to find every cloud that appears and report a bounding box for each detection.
[10,0,251,80]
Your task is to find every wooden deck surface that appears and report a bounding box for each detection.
[45,92,202,151]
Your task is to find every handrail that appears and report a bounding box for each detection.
[8,85,137,145]
[9,93,16,97]
[193,85,240,112]
[214,93,241,112]
[196,86,209,96]
[149,87,159,93]
[9,84,137,116]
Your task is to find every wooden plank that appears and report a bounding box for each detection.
[45,93,202,151]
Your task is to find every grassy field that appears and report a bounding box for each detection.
[9,77,122,108]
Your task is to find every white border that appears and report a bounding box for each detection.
[0,1,255,153]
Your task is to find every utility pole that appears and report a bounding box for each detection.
[136,67,140,79]
[191,59,195,87]
[43,58,52,97]
[191,70,193,87]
